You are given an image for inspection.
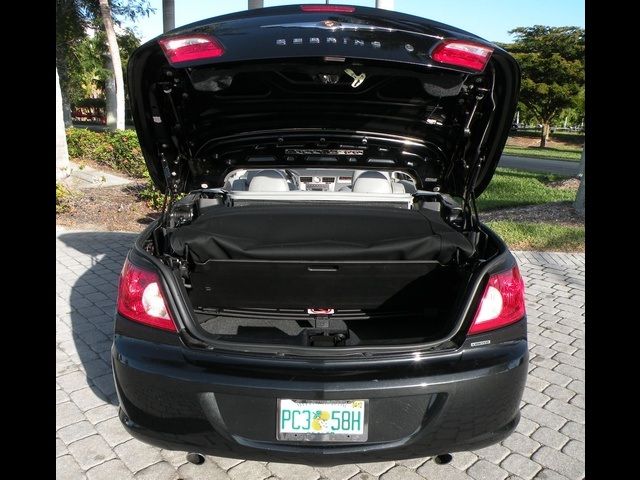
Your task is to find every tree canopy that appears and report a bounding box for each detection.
[66,28,140,104]
[56,0,152,123]
[503,26,585,146]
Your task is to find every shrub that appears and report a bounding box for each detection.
[56,183,73,214]
[109,130,146,177]
[66,128,97,159]
[138,173,166,210]
[65,128,147,178]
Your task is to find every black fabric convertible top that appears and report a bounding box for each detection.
[169,205,474,264]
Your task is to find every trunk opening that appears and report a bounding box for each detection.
[153,190,488,348]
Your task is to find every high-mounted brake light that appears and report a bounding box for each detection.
[117,259,177,332]
[431,40,494,72]
[158,34,224,65]
[468,266,526,335]
[300,5,356,13]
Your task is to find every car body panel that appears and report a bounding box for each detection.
[113,316,527,464]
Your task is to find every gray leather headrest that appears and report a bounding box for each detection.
[352,171,393,193]
[352,170,391,183]
[248,169,290,192]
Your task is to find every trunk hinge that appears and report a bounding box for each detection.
[159,82,194,198]
[457,72,497,256]
[461,69,497,236]
[159,151,178,193]
[458,90,486,233]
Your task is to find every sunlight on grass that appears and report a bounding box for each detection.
[477,168,576,211]
[486,221,584,252]
[502,145,582,161]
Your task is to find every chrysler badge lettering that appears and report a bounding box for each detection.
[276,37,383,48]
[284,149,365,156]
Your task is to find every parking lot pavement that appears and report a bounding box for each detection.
[56,229,585,480]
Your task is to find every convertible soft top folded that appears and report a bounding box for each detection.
[169,205,474,264]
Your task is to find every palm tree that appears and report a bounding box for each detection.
[99,0,125,130]
[56,68,70,179]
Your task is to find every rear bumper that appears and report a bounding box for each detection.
[112,317,527,465]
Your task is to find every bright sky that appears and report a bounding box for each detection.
[125,0,585,45]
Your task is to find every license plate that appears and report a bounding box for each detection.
[276,399,368,442]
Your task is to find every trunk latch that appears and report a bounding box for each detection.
[308,332,347,347]
[344,68,366,88]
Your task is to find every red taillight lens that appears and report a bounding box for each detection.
[300,5,356,13]
[158,34,224,66]
[468,266,526,335]
[117,259,176,332]
[431,39,494,72]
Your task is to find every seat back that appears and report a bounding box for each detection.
[247,170,290,192]
[352,171,393,193]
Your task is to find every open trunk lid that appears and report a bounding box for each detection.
[127,4,520,198]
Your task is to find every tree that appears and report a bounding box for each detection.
[56,68,70,179]
[574,144,585,214]
[506,26,584,147]
[66,29,140,104]
[99,0,125,130]
[56,0,152,128]
[56,0,87,126]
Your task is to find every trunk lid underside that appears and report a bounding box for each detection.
[128,4,520,197]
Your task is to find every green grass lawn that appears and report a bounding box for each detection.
[502,145,582,161]
[477,168,576,211]
[485,221,584,252]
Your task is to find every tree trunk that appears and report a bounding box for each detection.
[540,123,551,148]
[162,0,175,33]
[56,68,70,180]
[99,0,125,131]
[104,54,117,129]
[574,144,585,215]
[56,53,74,128]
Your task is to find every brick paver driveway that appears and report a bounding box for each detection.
[56,230,585,480]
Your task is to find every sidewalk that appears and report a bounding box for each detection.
[61,161,133,190]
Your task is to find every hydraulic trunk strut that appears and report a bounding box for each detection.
[460,66,497,240]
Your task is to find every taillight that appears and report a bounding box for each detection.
[117,259,176,332]
[300,5,356,13]
[158,34,224,66]
[468,266,526,335]
[431,39,494,72]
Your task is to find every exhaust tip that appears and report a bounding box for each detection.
[434,453,453,465]
[186,452,206,465]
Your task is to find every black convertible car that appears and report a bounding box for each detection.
[113,4,527,465]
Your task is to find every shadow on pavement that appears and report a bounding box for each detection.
[58,231,137,404]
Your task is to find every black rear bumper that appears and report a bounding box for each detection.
[112,317,527,465]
